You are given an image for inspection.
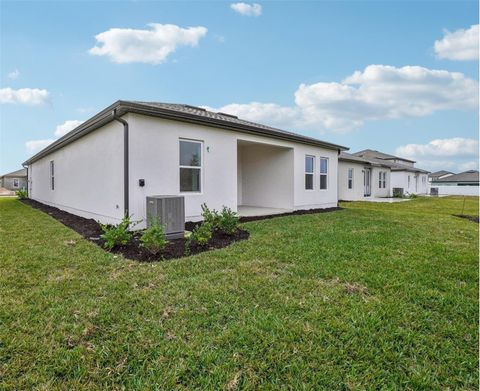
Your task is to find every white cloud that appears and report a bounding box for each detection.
[396,138,479,172]
[395,138,479,158]
[209,65,478,133]
[434,24,479,61]
[54,120,84,137]
[89,23,208,64]
[230,3,262,17]
[26,119,84,155]
[25,139,56,153]
[0,87,49,105]
[8,69,20,79]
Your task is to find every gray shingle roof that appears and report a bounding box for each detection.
[339,152,391,168]
[353,149,416,163]
[434,170,479,183]
[24,100,348,165]
[429,170,454,178]
[0,168,27,178]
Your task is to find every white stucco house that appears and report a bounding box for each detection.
[338,152,391,201]
[23,101,348,228]
[352,150,429,195]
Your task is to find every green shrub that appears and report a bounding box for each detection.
[140,220,168,255]
[16,189,28,199]
[188,222,213,247]
[201,203,220,227]
[218,206,239,235]
[408,193,419,199]
[100,215,133,250]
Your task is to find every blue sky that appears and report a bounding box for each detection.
[1,0,478,174]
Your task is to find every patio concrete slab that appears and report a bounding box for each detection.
[237,205,293,217]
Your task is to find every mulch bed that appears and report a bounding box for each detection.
[453,214,480,224]
[21,199,342,261]
[21,199,249,262]
[238,207,342,222]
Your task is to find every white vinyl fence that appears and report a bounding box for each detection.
[429,185,479,196]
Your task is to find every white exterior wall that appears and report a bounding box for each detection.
[390,171,428,195]
[128,114,339,228]
[371,167,391,197]
[430,185,479,196]
[338,161,365,201]
[28,121,124,224]
[28,113,339,228]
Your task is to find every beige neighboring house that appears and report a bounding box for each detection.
[0,168,27,191]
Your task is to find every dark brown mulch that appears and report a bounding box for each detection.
[453,214,480,224]
[238,206,342,223]
[21,199,249,262]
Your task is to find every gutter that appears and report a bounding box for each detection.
[112,109,129,216]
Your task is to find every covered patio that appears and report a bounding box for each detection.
[237,139,294,215]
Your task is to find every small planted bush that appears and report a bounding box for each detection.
[188,222,213,247]
[201,203,220,227]
[16,189,28,199]
[140,220,168,255]
[218,206,239,235]
[100,215,133,250]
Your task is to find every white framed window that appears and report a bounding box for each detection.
[382,172,386,188]
[378,172,382,188]
[319,158,328,190]
[179,139,202,193]
[50,160,54,191]
[348,168,353,189]
[422,176,426,185]
[13,178,19,188]
[305,155,314,190]
[408,175,411,188]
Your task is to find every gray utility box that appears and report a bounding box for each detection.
[392,187,404,198]
[146,196,185,239]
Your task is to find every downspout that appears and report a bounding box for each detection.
[112,109,129,216]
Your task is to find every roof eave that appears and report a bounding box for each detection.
[23,100,348,165]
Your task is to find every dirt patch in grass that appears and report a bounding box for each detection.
[238,206,342,223]
[453,214,479,224]
[21,199,249,262]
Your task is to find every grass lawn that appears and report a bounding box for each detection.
[0,196,478,390]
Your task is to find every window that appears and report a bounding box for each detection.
[50,160,54,190]
[319,158,328,190]
[378,172,382,188]
[179,140,202,192]
[13,178,19,188]
[422,176,426,185]
[408,175,411,188]
[382,172,386,188]
[348,168,353,189]
[305,155,314,190]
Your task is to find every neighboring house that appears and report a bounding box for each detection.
[0,168,27,191]
[430,170,479,196]
[338,152,391,201]
[428,170,454,183]
[352,149,429,195]
[23,101,348,228]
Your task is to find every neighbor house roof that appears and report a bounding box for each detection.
[339,152,391,168]
[24,100,348,165]
[0,168,27,178]
[353,149,416,164]
[433,170,479,183]
[429,170,454,179]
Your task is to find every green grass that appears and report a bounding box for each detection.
[0,196,478,390]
